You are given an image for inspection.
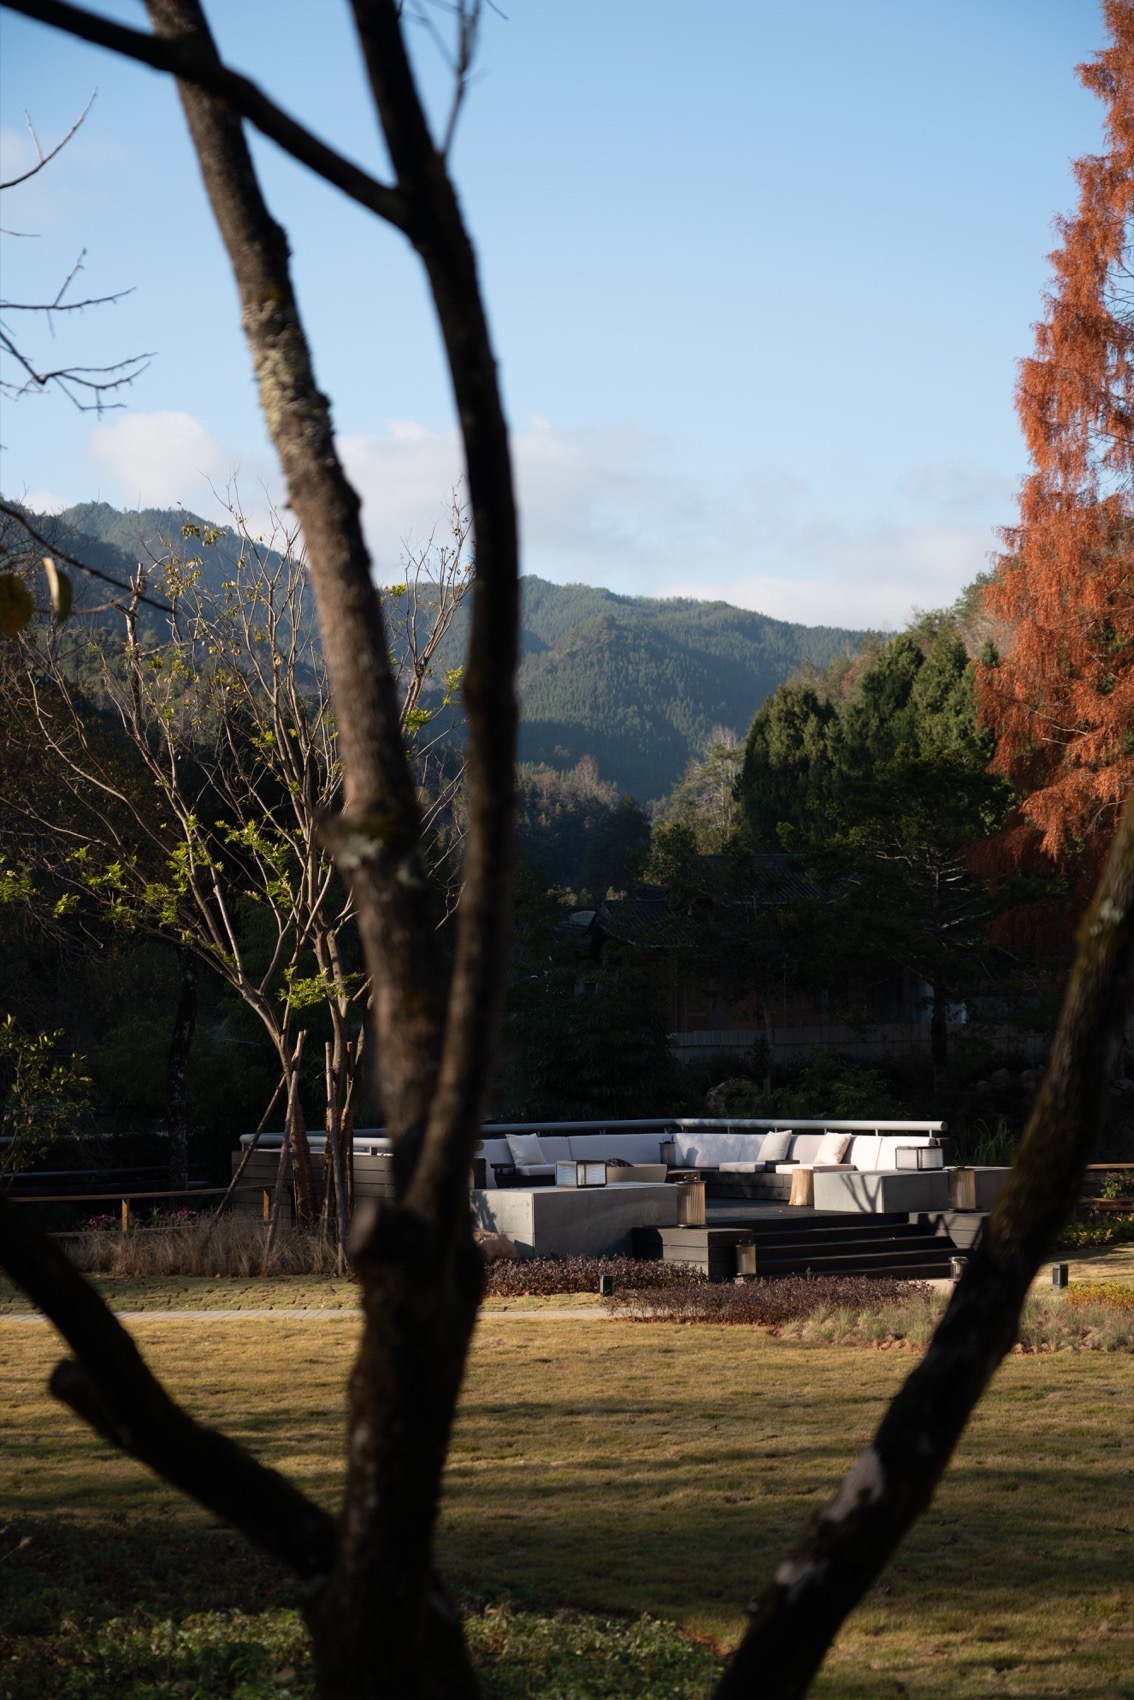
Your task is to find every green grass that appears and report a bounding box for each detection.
[1,1309,1132,1697]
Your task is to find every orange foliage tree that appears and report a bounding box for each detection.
[978,0,1133,868]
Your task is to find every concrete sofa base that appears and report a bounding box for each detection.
[471,1182,677,1258]
[949,1167,1011,1211]
[812,1168,951,1214]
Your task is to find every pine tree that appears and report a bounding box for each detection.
[977,1,1134,863]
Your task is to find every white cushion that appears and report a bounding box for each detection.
[672,1132,763,1167]
[814,1130,853,1165]
[848,1135,881,1171]
[759,1130,793,1163]
[791,1135,823,1162]
[717,1162,766,1173]
[507,1132,546,1166]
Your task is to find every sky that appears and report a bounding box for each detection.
[0,0,1111,630]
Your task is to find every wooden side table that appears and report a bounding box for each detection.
[788,1169,814,1208]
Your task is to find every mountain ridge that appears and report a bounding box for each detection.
[11,500,869,799]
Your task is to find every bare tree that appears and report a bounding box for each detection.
[2,498,470,1231]
[0,101,164,613]
[1,98,152,411]
[2,1,516,1694]
[2,5,1132,1700]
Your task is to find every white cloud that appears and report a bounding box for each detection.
[668,522,997,631]
[78,409,999,628]
[20,488,68,515]
[87,411,279,526]
[338,427,465,575]
[339,415,708,581]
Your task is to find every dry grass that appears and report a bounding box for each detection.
[1,1312,1131,1696]
[61,1212,343,1278]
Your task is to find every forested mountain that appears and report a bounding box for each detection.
[516,595,864,801]
[14,501,868,799]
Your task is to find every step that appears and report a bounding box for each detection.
[747,1231,947,1259]
[750,1249,955,1278]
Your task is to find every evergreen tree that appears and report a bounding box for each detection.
[738,627,1013,1065]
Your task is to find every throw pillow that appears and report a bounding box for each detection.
[506,1132,547,1166]
[814,1129,852,1165]
[759,1129,793,1163]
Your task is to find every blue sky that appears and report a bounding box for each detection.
[0,0,1109,627]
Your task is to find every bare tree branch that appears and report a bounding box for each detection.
[5,0,410,231]
[1,100,154,411]
[0,93,95,189]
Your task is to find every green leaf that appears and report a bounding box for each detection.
[0,574,34,636]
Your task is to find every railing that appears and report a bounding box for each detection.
[5,1183,269,1231]
[239,1116,949,1150]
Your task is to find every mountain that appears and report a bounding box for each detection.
[513,584,867,801]
[15,501,868,799]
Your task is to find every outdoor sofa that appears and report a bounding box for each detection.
[477,1121,945,1195]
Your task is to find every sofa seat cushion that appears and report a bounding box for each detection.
[777,1162,854,1173]
[516,1163,555,1177]
[717,1161,768,1173]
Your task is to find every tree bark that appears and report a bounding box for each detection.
[9,3,517,1693]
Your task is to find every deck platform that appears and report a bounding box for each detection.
[634,1200,977,1280]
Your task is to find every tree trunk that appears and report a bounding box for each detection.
[324,1039,348,1273]
[287,1043,318,1227]
[264,1032,307,1257]
[165,945,197,1193]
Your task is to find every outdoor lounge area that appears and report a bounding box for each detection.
[232,1118,1012,1277]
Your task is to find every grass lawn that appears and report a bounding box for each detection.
[1,1303,1131,1697]
[1,1233,1130,1316]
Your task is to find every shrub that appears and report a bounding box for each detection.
[956,1116,1016,1167]
[485,1256,704,1298]
[1056,1211,1134,1250]
[611,1274,934,1329]
[1065,1280,1134,1312]
[611,1278,1134,1352]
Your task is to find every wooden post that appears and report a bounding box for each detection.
[120,1198,131,1234]
[262,1188,271,1223]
